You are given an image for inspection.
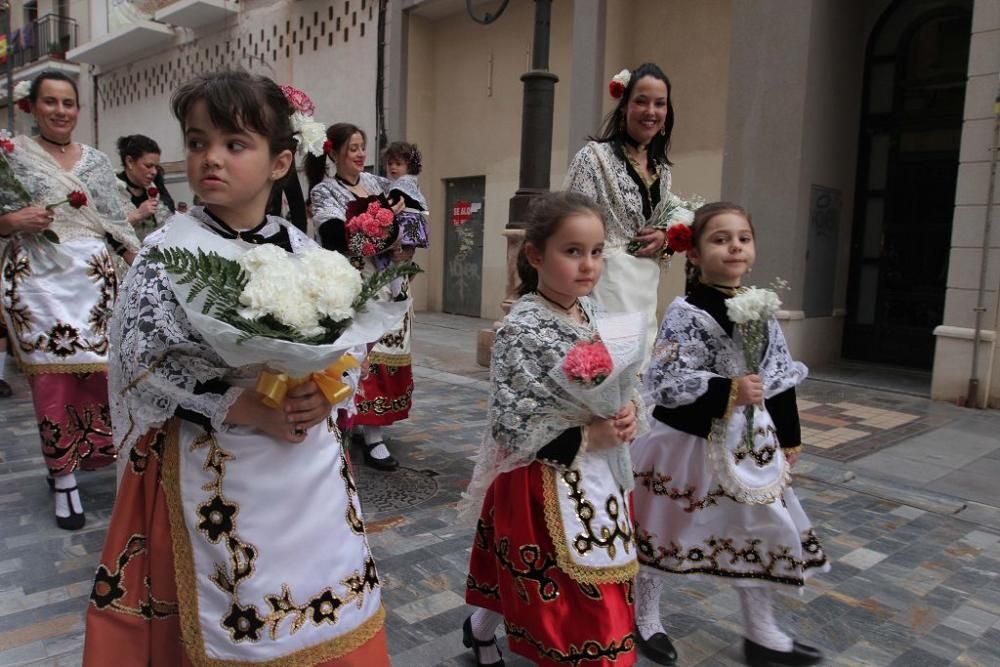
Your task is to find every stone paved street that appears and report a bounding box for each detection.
[1,314,999,666]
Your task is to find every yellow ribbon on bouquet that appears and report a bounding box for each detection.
[255,356,360,409]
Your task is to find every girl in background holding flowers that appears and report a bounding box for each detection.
[0,69,140,530]
[461,192,642,667]
[83,71,389,666]
[307,125,413,471]
[629,202,826,667]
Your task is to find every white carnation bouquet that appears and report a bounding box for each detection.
[150,214,417,379]
[725,286,782,456]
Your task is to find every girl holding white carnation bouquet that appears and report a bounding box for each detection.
[629,202,827,667]
[461,192,647,667]
[84,71,402,666]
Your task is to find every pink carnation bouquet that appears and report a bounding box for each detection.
[344,195,399,258]
[563,339,614,387]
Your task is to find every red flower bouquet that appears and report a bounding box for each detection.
[344,195,399,258]
[563,339,614,387]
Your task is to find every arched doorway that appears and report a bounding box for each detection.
[843,0,972,368]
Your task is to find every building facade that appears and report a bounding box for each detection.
[7,0,999,407]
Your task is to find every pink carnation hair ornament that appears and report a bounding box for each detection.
[278,84,327,157]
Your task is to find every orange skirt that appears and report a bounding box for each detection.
[83,425,389,666]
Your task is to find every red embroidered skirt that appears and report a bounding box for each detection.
[466,461,637,667]
[353,362,412,427]
[29,371,114,476]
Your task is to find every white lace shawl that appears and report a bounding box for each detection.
[108,208,315,459]
[310,172,391,228]
[460,294,644,519]
[563,141,674,248]
[644,297,808,409]
[2,136,139,253]
[387,174,428,211]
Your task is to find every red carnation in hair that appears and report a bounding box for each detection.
[68,191,88,208]
[279,84,316,116]
[666,223,693,253]
[322,139,332,155]
[16,98,31,113]
[147,186,159,198]
[609,80,625,99]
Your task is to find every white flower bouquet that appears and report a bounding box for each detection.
[151,215,417,381]
[725,286,782,455]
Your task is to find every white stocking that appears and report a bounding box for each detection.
[469,607,503,663]
[635,572,668,640]
[363,427,391,459]
[738,586,793,652]
[53,472,83,518]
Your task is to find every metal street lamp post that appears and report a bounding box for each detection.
[468,0,558,365]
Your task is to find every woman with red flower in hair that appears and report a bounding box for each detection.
[0,69,140,530]
[565,62,683,356]
[115,134,175,240]
[306,124,415,472]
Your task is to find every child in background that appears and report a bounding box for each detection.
[382,141,428,297]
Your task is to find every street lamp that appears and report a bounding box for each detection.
[469,0,558,365]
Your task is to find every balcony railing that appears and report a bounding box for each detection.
[9,14,79,69]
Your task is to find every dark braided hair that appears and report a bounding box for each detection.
[684,201,754,293]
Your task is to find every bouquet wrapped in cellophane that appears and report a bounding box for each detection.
[547,311,649,489]
[150,214,420,407]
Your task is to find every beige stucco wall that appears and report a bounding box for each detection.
[405,0,733,321]
[403,0,576,319]
[932,0,1000,407]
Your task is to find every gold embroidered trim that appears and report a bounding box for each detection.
[540,465,638,585]
[19,361,107,376]
[722,378,740,422]
[365,351,412,367]
[782,445,803,456]
[162,421,386,667]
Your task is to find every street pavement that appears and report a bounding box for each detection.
[0,312,999,666]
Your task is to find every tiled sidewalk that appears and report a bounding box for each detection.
[2,362,1000,665]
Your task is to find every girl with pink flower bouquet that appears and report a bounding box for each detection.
[460,191,648,667]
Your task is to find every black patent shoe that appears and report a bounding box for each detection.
[636,630,678,665]
[0,378,12,398]
[744,638,823,666]
[362,442,399,471]
[462,616,505,666]
[54,487,86,531]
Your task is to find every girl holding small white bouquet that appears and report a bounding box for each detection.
[461,191,648,667]
[83,71,409,666]
[630,202,827,667]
